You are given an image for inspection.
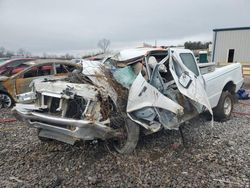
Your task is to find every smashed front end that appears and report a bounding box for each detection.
[12,61,123,144]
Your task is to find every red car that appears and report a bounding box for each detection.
[0,58,34,76]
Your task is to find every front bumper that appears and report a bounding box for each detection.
[12,104,119,143]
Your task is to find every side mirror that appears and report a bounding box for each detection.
[179,72,192,88]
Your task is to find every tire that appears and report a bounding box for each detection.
[213,91,234,121]
[0,93,13,108]
[111,116,140,154]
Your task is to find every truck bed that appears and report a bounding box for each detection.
[202,63,244,108]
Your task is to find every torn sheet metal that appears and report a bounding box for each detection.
[126,72,184,131]
[127,73,184,114]
[34,80,99,101]
[169,50,213,116]
[81,60,118,103]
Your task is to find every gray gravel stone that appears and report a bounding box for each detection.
[0,100,250,187]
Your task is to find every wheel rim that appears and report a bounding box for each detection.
[224,97,232,116]
[0,94,12,108]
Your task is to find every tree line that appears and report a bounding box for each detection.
[184,41,212,50]
[0,47,32,58]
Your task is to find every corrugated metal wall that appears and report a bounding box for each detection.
[213,29,250,63]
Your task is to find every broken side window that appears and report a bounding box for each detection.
[55,64,76,74]
[179,53,199,76]
[56,64,68,73]
[38,65,53,76]
[112,66,137,89]
[23,67,38,78]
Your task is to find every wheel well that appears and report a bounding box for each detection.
[222,81,236,94]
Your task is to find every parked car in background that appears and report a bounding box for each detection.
[0,58,34,75]
[0,59,81,107]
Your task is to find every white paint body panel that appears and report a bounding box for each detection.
[34,81,99,100]
[169,49,213,115]
[113,48,165,61]
[203,63,243,108]
[170,48,243,109]
[127,73,184,114]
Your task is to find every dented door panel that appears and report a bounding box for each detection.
[127,73,184,114]
[169,50,213,115]
[127,72,184,130]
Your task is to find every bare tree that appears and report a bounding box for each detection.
[97,38,110,53]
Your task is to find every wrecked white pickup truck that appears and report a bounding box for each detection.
[13,48,244,154]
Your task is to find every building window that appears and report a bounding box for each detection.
[227,49,235,63]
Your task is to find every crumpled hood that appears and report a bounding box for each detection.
[81,60,118,103]
[34,80,100,101]
[32,60,118,103]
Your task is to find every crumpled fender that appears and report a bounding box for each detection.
[126,73,184,130]
[127,73,184,114]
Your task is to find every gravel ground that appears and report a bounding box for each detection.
[0,100,250,187]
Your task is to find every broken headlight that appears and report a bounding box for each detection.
[17,91,37,102]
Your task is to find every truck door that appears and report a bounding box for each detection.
[169,49,212,115]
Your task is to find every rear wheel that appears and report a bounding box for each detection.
[111,116,140,154]
[213,91,234,121]
[0,93,13,108]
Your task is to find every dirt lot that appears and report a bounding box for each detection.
[0,92,250,187]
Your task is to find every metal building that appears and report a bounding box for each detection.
[212,27,250,65]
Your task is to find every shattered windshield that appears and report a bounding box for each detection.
[112,66,137,89]
[103,56,146,89]
[103,50,170,89]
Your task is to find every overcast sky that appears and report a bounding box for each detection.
[0,0,250,56]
